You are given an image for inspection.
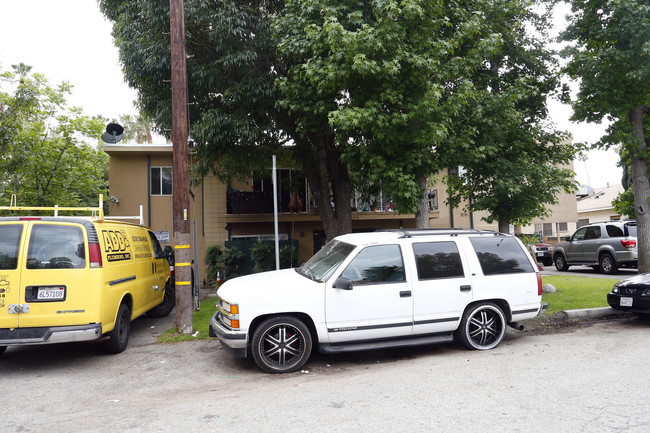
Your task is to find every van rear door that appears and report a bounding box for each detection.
[18,222,92,328]
[0,223,26,329]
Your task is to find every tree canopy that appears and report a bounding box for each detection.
[100,0,576,237]
[561,0,650,271]
[0,64,108,208]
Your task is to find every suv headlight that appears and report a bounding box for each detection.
[216,297,240,330]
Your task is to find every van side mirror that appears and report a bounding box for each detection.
[164,245,174,261]
[333,276,353,290]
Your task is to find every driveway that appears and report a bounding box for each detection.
[2,313,650,433]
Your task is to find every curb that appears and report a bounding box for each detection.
[561,306,628,320]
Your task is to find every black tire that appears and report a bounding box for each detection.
[103,303,131,354]
[542,257,553,267]
[251,316,312,374]
[0,346,6,356]
[599,253,618,274]
[148,282,175,318]
[554,253,569,271]
[457,303,506,350]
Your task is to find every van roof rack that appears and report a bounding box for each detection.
[0,194,105,221]
[381,228,504,238]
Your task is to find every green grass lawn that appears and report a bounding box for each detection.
[158,298,217,342]
[541,275,621,314]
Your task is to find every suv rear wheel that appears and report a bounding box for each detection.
[251,316,312,374]
[554,253,569,271]
[599,253,618,274]
[457,303,506,350]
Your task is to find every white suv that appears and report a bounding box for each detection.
[209,229,546,373]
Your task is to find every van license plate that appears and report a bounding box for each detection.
[37,287,65,300]
[620,297,633,307]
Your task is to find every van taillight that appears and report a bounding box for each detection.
[20,217,41,221]
[89,242,103,268]
[621,239,636,248]
[537,272,543,296]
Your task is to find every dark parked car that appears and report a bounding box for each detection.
[608,273,650,314]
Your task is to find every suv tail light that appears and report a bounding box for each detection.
[621,239,636,248]
[537,272,543,296]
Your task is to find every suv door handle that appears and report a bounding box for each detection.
[460,285,472,292]
[400,291,412,298]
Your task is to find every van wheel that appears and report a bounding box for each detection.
[251,316,312,374]
[0,346,6,356]
[554,253,569,271]
[104,303,131,354]
[148,283,175,318]
[457,303,506,350]
[599,253,618,274]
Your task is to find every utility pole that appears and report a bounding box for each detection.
[170,0,192,334]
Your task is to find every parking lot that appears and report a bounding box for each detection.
[2,311,650,433]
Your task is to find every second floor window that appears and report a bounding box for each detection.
[151,167,173,196]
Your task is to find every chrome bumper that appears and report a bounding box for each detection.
[0,324,102,345]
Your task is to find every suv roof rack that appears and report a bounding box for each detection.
[381,228,504,238]
[0,194,105,221]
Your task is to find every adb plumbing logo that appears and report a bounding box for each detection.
[102,229,132,262]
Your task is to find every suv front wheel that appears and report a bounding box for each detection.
[554,253,569,271]
[251,316,312,374]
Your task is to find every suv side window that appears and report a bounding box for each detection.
[469,237,534,275]
[606,225,624,237]
[413,241,464,280]
[341,245,405,284]
[0,225,23,270]
[571,227,587,241]
[27,225,86,269]
[583,226,601,240]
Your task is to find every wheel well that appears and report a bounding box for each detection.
[248,312,318,348]
[464,299,512,322]
[120,294,133,315]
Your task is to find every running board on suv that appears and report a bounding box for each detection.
[319,333,454,354]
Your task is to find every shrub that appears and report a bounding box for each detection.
[204,244,243,284]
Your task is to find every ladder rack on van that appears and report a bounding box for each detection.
[0,194,105,220]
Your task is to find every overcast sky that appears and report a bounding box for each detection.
[0,0,622,188]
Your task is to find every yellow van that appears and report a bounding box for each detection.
[0,196,172,355]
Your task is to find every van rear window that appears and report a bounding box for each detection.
[27,225,86,269]
[0,225,23,270]
[469,237,534,275]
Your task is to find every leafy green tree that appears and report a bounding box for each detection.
[443,0,576,233]
[0,64,108,208]
[561,0,650,272]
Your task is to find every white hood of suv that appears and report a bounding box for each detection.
[216,268,321,302]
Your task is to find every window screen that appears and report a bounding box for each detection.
[413,241,464,280]
[151,167,173,196]
[469,237,534,275]
[27,225,86,269]
[0,225,23,270]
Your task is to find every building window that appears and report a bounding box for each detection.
[543,223,553,236]
[577,218,589,228]
[559,222,568,232]
[151,167,173,196]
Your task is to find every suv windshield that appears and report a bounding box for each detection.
[297,240,355,282]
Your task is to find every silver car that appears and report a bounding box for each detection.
[553,221,637,274]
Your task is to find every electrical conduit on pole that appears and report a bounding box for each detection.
[273,155,280,270]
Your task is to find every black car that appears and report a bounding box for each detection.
[607,273,650,314]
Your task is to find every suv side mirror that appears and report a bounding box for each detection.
[565,236,571,242]
[333,276,353,290]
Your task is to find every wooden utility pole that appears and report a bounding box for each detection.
[170,0,192,334]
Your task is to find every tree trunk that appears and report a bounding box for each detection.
[299,133,353,242]
[415,175,430,228]
[628,106,650,273]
